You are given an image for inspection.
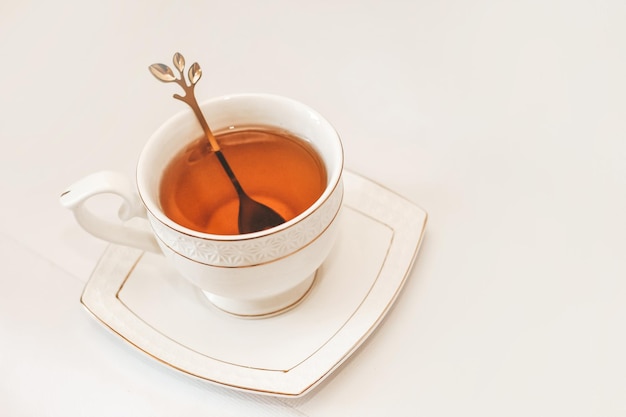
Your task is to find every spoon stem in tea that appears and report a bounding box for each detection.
[168,76,248,196]
[213,150,245,195]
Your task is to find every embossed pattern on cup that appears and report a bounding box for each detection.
[149,181,343,267]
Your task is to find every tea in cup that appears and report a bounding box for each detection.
[61,94,344,317]
[160,127,327,235]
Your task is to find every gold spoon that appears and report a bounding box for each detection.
[149,52,285,234]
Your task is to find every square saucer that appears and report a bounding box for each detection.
[80,170,427,397]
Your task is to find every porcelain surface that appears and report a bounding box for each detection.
[80,171,427,397]
[62,94,344,316]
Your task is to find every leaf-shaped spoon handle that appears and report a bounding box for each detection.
[149,52,220,152]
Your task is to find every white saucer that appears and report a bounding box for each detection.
[80,170,427,397]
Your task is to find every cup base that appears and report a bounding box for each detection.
[203,272,317,319]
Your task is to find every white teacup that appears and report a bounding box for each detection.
[61,94,344,317]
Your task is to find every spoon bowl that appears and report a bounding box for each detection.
[237,191,286,234]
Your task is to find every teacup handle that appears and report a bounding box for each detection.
[60,171,161,253]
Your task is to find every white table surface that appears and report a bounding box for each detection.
[1,1,625,415]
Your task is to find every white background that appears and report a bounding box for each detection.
[1,1,625,415]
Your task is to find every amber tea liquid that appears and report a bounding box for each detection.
[159,127,327,235]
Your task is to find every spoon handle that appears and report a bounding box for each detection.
[148,53,220,152]
[183,95,221,153]
[214,150,245,196]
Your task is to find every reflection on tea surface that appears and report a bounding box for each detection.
[159,127,327,235]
